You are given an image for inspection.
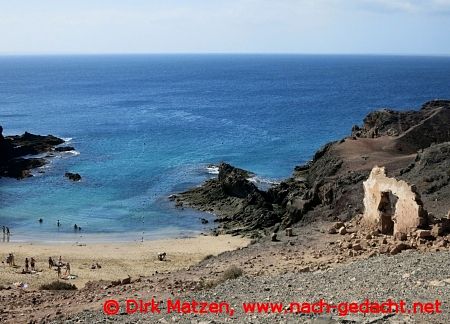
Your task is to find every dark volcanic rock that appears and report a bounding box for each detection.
[399,142,450,218]
[178,100,450,234]
[55,146,75,152]
[218,163,257,198]
[0,126,68,179]
[65,172,82,181]
[179,163,280,235]
[8,131,64,156]
[352,99,450,153]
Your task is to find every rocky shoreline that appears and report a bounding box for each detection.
[175,100,450,236]
[1,100,450,324]
[0,126,74,179]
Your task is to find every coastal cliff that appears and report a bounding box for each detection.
[0,126,66,179]
[177,100,450,236]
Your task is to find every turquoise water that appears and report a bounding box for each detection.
[1,54,450,242]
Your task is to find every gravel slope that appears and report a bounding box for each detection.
[58,250,450,324]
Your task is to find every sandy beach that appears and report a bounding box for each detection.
[0,234,249,290]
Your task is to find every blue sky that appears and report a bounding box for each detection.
[0,0,449,55]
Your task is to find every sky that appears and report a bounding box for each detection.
[0,0,449,55]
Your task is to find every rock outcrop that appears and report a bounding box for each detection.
[0,126,67,179]
[65,172,82,182]
[177,100,450,235]
[398,141,450,218]
[351,100,450,152]
[176,163,279,235]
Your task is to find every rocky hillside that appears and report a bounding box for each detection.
[0,125,66,179]
[177,100,450,236]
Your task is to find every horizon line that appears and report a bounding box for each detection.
[0,52,449,58]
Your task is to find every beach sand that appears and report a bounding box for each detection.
[0,234,249,289]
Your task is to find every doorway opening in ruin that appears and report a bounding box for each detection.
[377,191,398,235]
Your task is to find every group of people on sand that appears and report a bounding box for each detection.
[48,255,71,278]
[4,253,37,274]
[21,257,36,274]
[4,253,71,278]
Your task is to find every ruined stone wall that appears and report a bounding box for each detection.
[362,166,427,235]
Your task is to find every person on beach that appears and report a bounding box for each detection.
[57,220,60,227]
[6,253,14,266]
[30,257,36,271]
[58,255,63,266]
[2,226,5,235]
[65,262,71,276]
[74,224,78,230]
[48,257,54,268]
[25,258,29,272]
[57,265,61,278]
[6,227,10,236]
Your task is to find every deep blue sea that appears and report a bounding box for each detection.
[1,54,450,242]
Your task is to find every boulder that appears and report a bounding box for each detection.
[416,230,432,239]
[271,233,278,242]
[431,224,444,238]
[65,172,81,181]
[328,227,337,234]
[334,222,345,229]
[110,280,121,287]
[121,276,131,285]
[390,243,411,255]
[285,228,293,237]
[394,232,407,241]
[352,243,363,251]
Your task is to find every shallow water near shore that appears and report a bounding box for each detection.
[1,54,450,242]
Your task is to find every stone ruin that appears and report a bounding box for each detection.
[324,166,450,258]
[361,166,428,236]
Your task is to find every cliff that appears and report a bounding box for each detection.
[176,100,450,236]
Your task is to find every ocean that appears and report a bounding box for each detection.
[1,54,450,242]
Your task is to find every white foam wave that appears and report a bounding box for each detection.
[206,165,219,175]
[22,153,48,159]
[64,150,80,156]
[52,150,80,158]
[247,176,280,187]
